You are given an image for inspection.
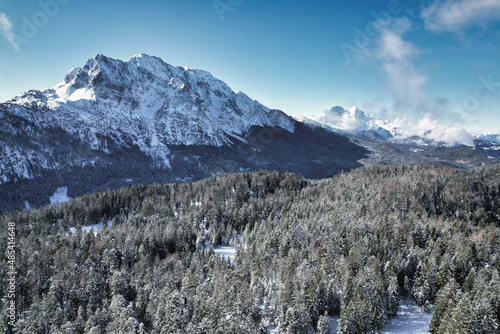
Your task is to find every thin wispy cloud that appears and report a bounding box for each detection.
[376,17,427,111]
[0,13,18,51]
[354,16,473,145]
[355,17,431,117]
[422,0,500,32]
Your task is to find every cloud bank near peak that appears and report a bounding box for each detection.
[397,115,474,146]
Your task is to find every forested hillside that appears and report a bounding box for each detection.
[1,165,500,333]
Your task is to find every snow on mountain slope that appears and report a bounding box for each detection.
[300,106,477,147]
[473,133,500,144]
[298,106,408,144]
[311,106,371,132]
[9,54,294,147]
[0,54,294,184]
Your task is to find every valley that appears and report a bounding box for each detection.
[0,54,498,214]
[1,165,499,333]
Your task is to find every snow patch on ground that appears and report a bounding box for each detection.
[69,220,113,235]
[50,187,71,205]
[213,246,237,263]
[382,299,432,334]
[265,305,428,334]
[24,201,31,209]
[329,317,339,333]
[266,317,339,334]
[266,325,279,334]
[198,231,243,264]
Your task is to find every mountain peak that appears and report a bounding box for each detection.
[127,53,155,60]
[302,105,486,147]
[93,53,110,61]
[328,106,346,115]
[347,106,369,120]
[348,106,359,113]
[5,53,295,148]
[126,53,170,70]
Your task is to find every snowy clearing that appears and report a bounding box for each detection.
[197,231,243,264]
[212,246,237,263]
[302,301,429,334]
[69,220,113,235]
[382,300,432,334]
[50,187,71,205]
[329,317,339,333]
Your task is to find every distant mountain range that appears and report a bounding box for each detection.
[0,54,498,212]
[299,105,500,148]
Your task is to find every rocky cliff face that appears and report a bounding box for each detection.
[1,53,295,184]
[0,54,369,212]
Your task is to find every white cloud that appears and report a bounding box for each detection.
[372,17,430,115]
[397,114,474,146]
[350,16,475,146]
[0,12,18,51]
[377,17,415,61]
[423,0,500,32]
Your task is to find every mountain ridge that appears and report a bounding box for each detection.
[8,53,295,147]
[0,54,370,212]
[1,54,299,185]
[299,105,500,152]
[0,54,498,212]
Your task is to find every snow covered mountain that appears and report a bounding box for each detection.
[299,106,403,142]
[300,106,500,148]
[0,54,367,212]
[8,53,294,148]
[1,54,295,182]
[298,105,499,171]
[0,55,497,212]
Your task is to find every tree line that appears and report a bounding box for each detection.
[1,165,499,333]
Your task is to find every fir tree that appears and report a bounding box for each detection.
[317,311,331,334]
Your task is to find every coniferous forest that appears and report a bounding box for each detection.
[1,164,500,333]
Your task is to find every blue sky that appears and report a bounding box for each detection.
[0,0,499,133]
